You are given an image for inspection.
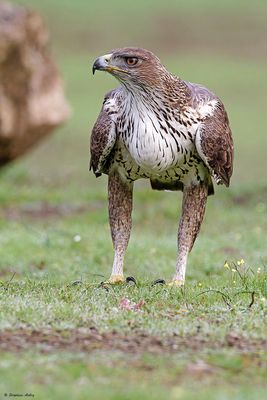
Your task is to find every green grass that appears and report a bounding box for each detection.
[0,0,267,399]
[0,265,266,335]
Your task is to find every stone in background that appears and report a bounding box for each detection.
[0,1,70,166]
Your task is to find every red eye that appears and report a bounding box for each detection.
[126,57,138,66]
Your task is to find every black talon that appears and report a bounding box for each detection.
[152,278,166,286]
[98,281,110,291]
[126,276,137,285]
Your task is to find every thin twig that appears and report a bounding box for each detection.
[89,273,105,278]
[196,289,232,309]
[4,272,16,290]
[248,291,256,308]
[233,290,257,309]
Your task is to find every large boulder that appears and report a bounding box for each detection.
[0,1,70,166]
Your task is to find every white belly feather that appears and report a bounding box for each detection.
[125,108,197,172]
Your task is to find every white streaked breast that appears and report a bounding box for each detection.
[123,103,197,172]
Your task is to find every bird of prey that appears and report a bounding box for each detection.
[90,47,233,286]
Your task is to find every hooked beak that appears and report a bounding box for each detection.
[92,53,129,75]
[92,54,111,74]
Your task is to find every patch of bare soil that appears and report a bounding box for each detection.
[0,328,266,355]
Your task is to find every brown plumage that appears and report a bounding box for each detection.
[90,47,234,285]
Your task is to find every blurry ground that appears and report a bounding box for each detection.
[0,0,266,399]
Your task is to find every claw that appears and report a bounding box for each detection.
[98,281,110,291]
[126,276,137,285]
[152,278,166,286]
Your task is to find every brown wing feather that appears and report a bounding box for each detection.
[90,92,117,177]
[196,102,234,187]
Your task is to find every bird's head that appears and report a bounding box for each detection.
[92,47,167,89]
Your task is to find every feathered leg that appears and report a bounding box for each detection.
[171,183,209,286]
[107,170,133,283]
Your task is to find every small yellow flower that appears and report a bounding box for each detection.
[233,280,236,284]
[260,297,266,303]
[198,282,202,287]
[232,268,237,273]
[237,259,245,266]
[224,262,230,270]
[257,268,261,274]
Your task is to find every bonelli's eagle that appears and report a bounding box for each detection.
[90,47,233,286]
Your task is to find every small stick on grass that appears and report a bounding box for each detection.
[3,272,16,291]
[196,289,232,309]
[232,290,257,308]
[248,291,256,308]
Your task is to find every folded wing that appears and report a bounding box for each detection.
[195,101,234,186]
[90,91,118,177]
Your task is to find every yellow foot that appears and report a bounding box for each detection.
[168,279,185,287]
[106,275,125,284]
